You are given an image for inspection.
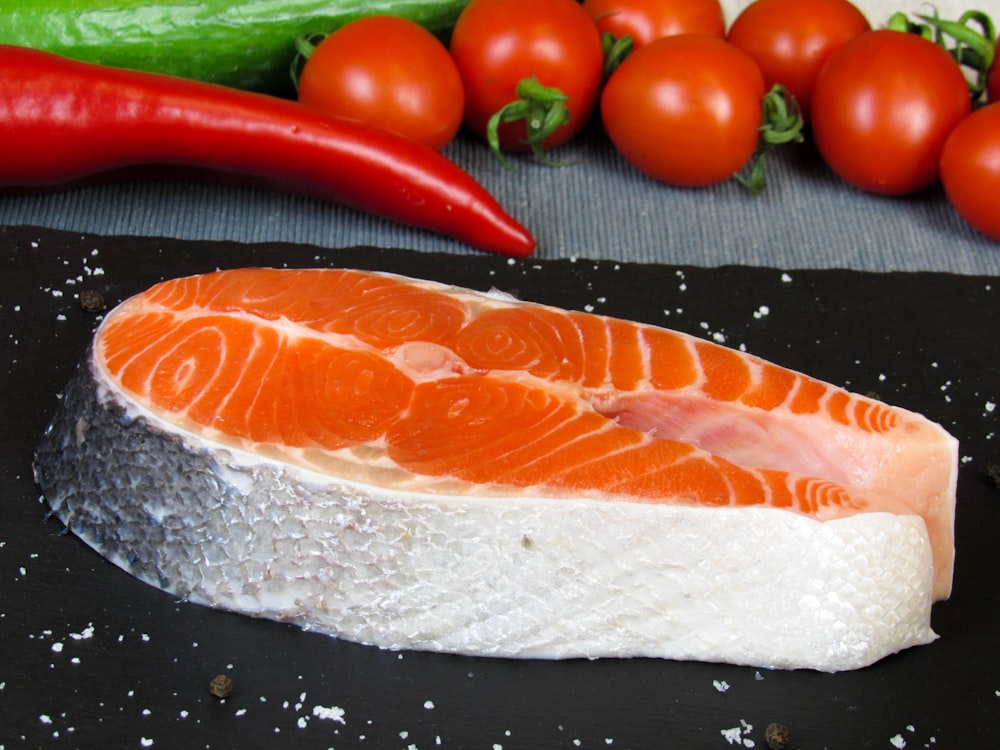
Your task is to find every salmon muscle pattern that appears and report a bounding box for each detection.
[35,268,958,672]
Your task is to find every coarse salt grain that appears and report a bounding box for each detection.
[69,625,94,640]
[721,727,742,744]
[312,705,345,724]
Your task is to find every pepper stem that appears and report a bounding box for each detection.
[735,85,805,196]
[486,76,573,169]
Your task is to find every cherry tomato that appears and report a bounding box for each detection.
[726,0,870,118]
[810,30,971,196]
[449,0,604,154]
[583,0,724,48]
[940,104,1000,241]
[601,35,766,187]
[297,16,464,151]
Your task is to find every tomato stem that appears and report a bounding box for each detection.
[888,8,996,100]
[601,31,634,80]
[290,34,323,91]
[735,85,804,196]
[486,76,573,169]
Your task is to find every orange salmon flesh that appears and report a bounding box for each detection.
[96,267,959,600]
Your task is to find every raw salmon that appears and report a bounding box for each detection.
[34,267,958,671]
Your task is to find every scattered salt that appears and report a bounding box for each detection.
[312,705,345,724]
[753,306,770,319]
[721,727,742,745]
[140,739,153,748]
[780,273,793,282]
[986,401,996,414]
[890,734,906,748]
[713,680,731,693]
[721,720,754,747]
[51,642,63,653]
[69,625,94,640]
[424,700,435,710]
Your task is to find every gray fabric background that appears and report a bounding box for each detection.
[2,121,998,275]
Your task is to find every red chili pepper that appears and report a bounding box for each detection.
[0,45,536,257]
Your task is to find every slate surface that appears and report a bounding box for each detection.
[2,225,998,749]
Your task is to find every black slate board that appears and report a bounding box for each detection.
[2,225,998,750]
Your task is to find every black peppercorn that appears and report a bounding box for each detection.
[79,289,106,313]
[764,722,791,750]
[209,674,234,699]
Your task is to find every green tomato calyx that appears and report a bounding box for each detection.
[736,85,805,196]
[486,76,573,169]
[888,8,996,101]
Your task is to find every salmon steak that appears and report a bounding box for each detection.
[33,267,959,671]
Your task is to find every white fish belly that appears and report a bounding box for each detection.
[34,351,937,672]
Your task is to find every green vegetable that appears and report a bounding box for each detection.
[0,0,470,96]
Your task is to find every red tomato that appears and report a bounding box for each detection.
[600,35,766,187]
[726,0,870,118]
[449,0,604,153]
[583,0,724,48]
[297,16,464,151]
[810,30,971,196]
[940,104,1000,241]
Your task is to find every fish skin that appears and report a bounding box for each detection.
[34,352,937,671]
